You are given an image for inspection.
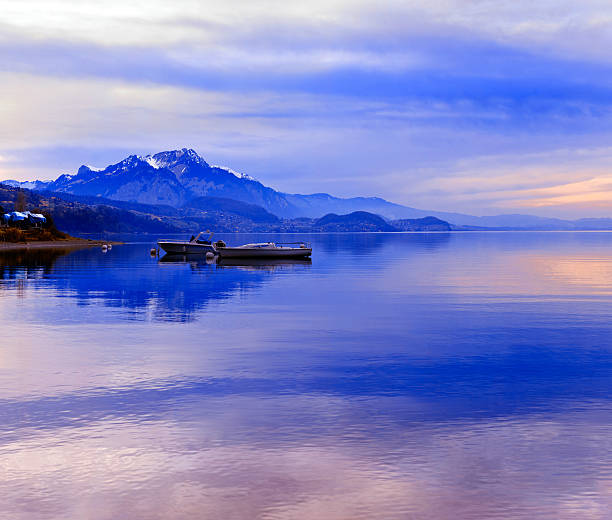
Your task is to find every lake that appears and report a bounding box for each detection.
[1,232,612,519]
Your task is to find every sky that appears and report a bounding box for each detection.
[1,0,612,218]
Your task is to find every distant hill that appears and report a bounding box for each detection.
[573,218,612,230]
[310,213,452,232]
[314,211,397,232]
[391,216,452,231]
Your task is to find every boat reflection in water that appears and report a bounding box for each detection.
[160,252,312,271]
[158,253,216,265]
[216,257,312,271]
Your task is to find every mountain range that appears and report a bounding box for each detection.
[0,183,450,234]
[4,148,612,230]
[4,149,404,219]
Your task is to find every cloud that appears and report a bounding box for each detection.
[2,1,612,216]
[401,147,612,215]
[3,0,612,64]
[511,176,612,210]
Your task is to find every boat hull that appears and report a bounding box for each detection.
[216,247,312,259]
[158,241,215,254]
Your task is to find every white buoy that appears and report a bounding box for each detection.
[107,244,112,250]
[101,244,108,253]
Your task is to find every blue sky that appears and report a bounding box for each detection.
[1,0,612,217]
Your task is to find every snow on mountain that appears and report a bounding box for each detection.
[149,149,207,171]
[211,165,256,182]
[144,156,161,169]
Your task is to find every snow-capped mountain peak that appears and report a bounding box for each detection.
[150,148,208,170]
[4,147,371,218]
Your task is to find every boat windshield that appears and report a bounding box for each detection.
[191,231,213,243]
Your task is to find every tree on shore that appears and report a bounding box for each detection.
[15,191,26,212]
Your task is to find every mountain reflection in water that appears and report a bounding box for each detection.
[0,242,310,322]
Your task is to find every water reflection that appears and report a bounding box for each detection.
[159,253,312,271]
[0,245,294,322]
[311,231,452,255]
[0,247,75,281]
[216,257,312,270]
[2,233,612,519]
[2,343,611,444]
[158,253,216,264]
[1,234,456,324]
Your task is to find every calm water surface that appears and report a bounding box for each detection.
[1,232,612,519]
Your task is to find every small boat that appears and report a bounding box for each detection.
[215,241,312,259]
[157,231,216,255]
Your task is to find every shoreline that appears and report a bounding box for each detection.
[0,239,120,252]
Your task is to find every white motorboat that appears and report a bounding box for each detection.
[158,231,216,255]
[214,241,312,259]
